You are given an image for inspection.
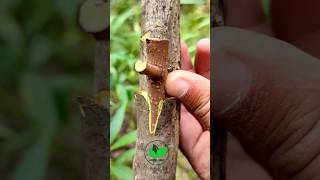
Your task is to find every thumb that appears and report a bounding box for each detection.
[214,27,320,179]
[165,70,210,130]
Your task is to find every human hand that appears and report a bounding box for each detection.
[213,0,320,180]
[165,39,211,179]
[214,26,320,180]
[165,0,320,179]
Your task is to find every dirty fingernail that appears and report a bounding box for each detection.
[166,71,190,98]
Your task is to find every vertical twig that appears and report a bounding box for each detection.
[78,0,109,179]
[212,0,227,180]
[133,0,180,179]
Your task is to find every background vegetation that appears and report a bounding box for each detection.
[110,0,209,179]
[0,0,93,179]
[0,0,209,179]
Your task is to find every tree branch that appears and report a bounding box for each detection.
[212,0,227,180]
[133,0,180,179]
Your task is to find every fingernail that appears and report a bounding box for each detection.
[213,53,253,115]
[166,71,190,98]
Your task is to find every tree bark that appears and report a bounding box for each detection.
[133,0,180,179]
[212,0,227,180]
[78,95,109,180]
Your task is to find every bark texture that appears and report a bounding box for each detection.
[78,97,109,180]
[78,39,109,180]
[212,0,227,180]
[133,0,180,179]
[94,39,109,108]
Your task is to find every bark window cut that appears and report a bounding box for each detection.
[133,0,180,179]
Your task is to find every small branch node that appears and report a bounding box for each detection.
[135,60,163,80]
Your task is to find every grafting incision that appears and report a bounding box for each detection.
[133,0,180,179]
[135,38,169,135]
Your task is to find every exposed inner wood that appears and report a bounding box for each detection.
[133,0,180,179]
[135,60,163,80]
[145,39,168,134]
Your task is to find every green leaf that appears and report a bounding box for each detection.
[0,12,23,61]
[111,6,138,35]
[19,73,57,131]
[148,148,157,158]
[148,145,168,158]
[8,134,51,180]
[23,1,55,35]
[181,0,206,4]
[111,130,136,150]
[116,148,135,164]
[157,146,168,157]
[110,103,127,144]
[110,163,132,180]
[10,73,58,180]
[55,0,79,25]
[0,0,22,11]
[46,74,91,93]
[28,35,54,69]
[152,144,158,153]
[0,125,15,139]
[196,18,210,29]
[116,84,128,103]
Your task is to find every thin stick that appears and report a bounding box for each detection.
[212,0,227,180]
[78,0,109,179]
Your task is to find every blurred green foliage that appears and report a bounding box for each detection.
[0,0,209,179]
[110,0,209,179]
[0,0,94,179]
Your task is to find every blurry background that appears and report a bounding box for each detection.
[0,0,209,179]
[0,0,94,179]
[110,0,209,179]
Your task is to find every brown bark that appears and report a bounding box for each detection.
[212,0,227,180]
[78,97,109,180]
[133,0,180,179]
[78,0,109,179]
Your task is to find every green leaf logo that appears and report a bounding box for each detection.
[148,144,168,158]
[144,140,169,165]
[152,144,158,153]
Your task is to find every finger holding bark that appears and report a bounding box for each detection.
[166,70,210,131]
